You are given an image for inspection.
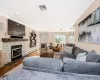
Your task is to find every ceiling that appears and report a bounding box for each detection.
[0,0,94,32]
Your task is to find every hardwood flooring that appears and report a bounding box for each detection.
[0,50,40,77]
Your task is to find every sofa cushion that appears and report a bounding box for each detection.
[60,51,76,60]
[74,47,86,56]
[64,46,73,53]
[63,58,100,75]
[23,57,63,71]
[86,50,100,62]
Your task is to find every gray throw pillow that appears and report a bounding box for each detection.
[23,57,63,71]
[63,58,100,75]
[74,48,86,56]
[86,50,100,62]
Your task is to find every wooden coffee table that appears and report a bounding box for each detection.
[40,49,54,58]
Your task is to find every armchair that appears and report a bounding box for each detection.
[53,44,62,52]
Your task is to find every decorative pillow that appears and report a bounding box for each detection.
[63,58,100,75]
[74,48,86,56]
[23,57,63,71]
[76,52,86,61]
[86,50,100,62]
[64,46,73,53]
[72,46,77,55]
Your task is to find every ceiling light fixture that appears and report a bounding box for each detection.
[39,5,47,11]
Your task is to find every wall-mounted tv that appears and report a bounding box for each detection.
[8,19,25,37]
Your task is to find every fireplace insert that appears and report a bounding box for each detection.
[11,45,22,61]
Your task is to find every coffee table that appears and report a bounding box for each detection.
[40,49,54,58]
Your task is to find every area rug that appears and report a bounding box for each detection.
[0,64,23,80]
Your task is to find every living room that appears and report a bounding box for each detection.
[1,0,100,80]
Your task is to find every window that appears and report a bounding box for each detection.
[55,35,66,44]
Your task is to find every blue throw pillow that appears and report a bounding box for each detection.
[86,50,100,62]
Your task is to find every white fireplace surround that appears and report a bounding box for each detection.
[3,41,37,65]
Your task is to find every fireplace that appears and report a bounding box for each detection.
[11,45,22,61]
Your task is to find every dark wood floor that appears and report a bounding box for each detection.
[0,51,40,77]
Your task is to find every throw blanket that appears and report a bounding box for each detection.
[5,68,100,80]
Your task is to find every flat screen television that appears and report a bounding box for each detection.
[8,19,25,37]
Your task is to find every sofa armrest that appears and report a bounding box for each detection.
[23,57,63,71]
[63,58,100,75]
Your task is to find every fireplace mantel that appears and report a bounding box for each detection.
[2,38,28,42]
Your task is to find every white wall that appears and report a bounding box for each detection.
[0,16,8,50]
[36,31,41,49]
[25,27,40,53]
[0,15,40,53]
[48,32,70,45]
[40,32,49,44]
[74,0,100,54]
[39,32,70,46]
